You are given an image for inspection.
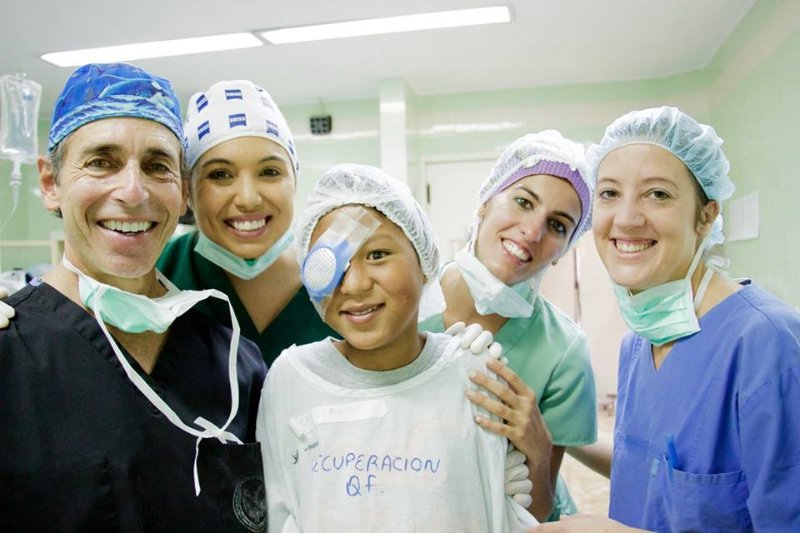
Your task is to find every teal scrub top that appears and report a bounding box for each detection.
[157,231,338,367]
[419,294,598,520]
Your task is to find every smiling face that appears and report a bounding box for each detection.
[40,117,184,289]
[592,144,717,293]
[190,136,295,260]
[311,206,425,370]
[474,174,581,286]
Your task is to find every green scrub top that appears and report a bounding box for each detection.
[419,294,597,520]
[157,231,338,367]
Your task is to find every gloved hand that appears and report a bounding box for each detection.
[505,445,533,508]
[445,321,502,360]
[0,287,13,329]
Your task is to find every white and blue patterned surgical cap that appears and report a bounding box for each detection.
[184,80,298,174]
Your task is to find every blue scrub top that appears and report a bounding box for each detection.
[610,282,800,532]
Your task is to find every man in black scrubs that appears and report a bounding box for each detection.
[0,63,267,532]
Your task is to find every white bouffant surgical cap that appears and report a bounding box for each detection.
[587,106,735,244]
[477,130,593,244]
[296,164,440,280]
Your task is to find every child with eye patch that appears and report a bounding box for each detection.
[256,163,536,532]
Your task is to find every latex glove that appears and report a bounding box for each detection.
[0,289,12,329]
[445,321,503,360]
[505,446,533,508]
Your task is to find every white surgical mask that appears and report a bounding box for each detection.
[194,229,294,280]
[454,248,538,318]
[63,257,243,495]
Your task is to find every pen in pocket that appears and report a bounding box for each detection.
[666,434,678,480]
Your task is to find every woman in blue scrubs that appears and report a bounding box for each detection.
[537,106,800,532]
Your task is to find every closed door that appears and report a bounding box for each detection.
[423,159,494,262]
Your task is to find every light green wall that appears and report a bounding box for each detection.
[410,72,710,161]
[1,0,798,308]
[282,98,380,213]
[705,0,800,306]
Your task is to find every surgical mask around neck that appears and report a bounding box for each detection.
[64,256,207,334]
[454,246,538,318]
[62,256,244,495]
[613,240,714,347]
[301,207,381,317]
[194,229,294,280]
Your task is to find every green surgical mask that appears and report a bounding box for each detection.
[613,241,713,347]
[66,260,209,334]
[194,229,294,280]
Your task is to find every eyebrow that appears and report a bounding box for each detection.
[77,143,120,157]
[597,175,681,194]
[515,185,577,226]
[145,147,180,162]
[640,176,679,187]
[77,143,179,162]
[200,154,288,169]
[361,231,394,244]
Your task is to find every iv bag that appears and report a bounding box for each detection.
[0,74,42,164]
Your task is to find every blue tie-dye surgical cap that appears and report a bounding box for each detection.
[48,63,185,153]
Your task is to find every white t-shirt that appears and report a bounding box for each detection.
[257,332,535,532]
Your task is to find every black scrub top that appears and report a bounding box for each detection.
[0,281,268,532]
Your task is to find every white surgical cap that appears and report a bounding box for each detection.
[184,80,298,173]
[587,106,735,244]
[296,164,440,280]
[476,130,593,244]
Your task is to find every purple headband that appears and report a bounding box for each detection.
[495,159,591,240]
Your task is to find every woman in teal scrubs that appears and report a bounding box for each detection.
[419,130,598,522]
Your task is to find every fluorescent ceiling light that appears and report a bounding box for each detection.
[41,33,263,67]
[260,6,511,44]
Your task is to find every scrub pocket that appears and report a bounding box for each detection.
[199,440,267,533]
[0,452,122,532]
[644,455,753,533]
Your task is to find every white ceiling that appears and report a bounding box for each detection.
[1,0,755,115]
